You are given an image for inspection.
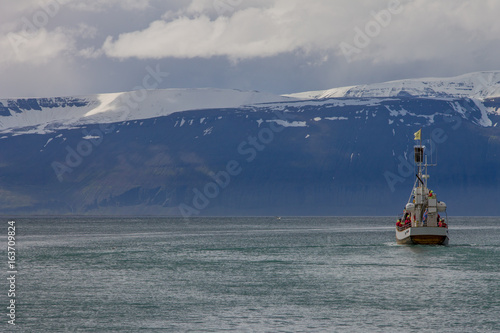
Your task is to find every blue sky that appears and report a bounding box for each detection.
[1,0,500,98]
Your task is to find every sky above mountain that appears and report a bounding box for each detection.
[1,0,500,98]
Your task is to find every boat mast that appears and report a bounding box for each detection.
[413,128,426,226]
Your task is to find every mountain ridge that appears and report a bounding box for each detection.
[0,88,298,135]
[1,71,500,136]
[286,71,500,101]
[0,71,499,216]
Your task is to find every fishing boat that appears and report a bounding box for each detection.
[395,129,449,245]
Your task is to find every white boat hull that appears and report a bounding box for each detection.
[396,227,449,245]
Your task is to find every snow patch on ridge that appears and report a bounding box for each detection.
[83,135,101,140]
[286,86,357,100]
[287,71,500,100]
[325,116,348,121]
[43,138,53,147]
[0,88,298,135]
[267,119,307,127]
[471,99,493,127]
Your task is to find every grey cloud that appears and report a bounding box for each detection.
[1,0,500,98]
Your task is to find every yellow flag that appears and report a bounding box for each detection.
[414,129,421,141]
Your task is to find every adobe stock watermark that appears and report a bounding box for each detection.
[51,64,169,182]
[178,111,297,218]
[384,110,463,192]
[214,0,243,16]
[383,68,499,193]
[340,0,404,63]
[7,0,66,57]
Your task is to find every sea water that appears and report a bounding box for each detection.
[7,217,500,332]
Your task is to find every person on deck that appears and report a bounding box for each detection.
[405,215,411,227]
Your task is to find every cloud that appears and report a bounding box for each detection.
[102,11,297,60]
[1,0,500,99]
[101,0,355,61]
[100,0,500,68]
[1,28,73,65]
[0,22,102,66]
[67,0,152,12]
[344,0,500,64]
[184,0,269,16]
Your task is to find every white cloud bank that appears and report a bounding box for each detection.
[101,0,500,64]
[1,0,500,98]
[2,0,500,66]
[102,0,354,60]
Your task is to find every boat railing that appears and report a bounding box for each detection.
[396,223,411,232]
[396,222,448,230]
[408,223,448,228]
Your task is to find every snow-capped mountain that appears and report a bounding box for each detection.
[0,72,499,216]
[1,71,500,137]
[287,71,500,100]
[0,88,297,135]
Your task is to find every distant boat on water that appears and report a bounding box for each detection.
[395,129,449,245]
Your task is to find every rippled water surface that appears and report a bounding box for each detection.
[10,217,500,332]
